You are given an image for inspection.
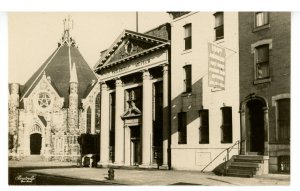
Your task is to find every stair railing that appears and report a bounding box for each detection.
[200,140,242,173]
[223,140,242,174]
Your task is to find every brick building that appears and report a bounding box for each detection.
[238,12,290,173]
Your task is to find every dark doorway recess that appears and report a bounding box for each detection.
[246,99,264,154]
[30,133,42,155]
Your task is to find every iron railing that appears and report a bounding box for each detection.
[201,140,242,173]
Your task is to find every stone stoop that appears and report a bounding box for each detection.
[224,155,267,178]
[21,155,43,162]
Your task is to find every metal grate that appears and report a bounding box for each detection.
[278,155,290,173]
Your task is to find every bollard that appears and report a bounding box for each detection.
[108,167,114,180]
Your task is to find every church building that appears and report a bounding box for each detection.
[8,18,100,161]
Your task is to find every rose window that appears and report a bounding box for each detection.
[38,93,51,108]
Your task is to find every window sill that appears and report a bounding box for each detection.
[253,78,271,85]
[199,142,209,144]
[181,49,192,55]
[221,141,233,144]
[214,38,224,44]
[181,92,193,97]
[253,24,270,32]
[269,141,290,145]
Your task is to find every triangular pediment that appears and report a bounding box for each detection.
[108,38,156,64]
[97,30,169,68]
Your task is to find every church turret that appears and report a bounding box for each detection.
[8,83,20,156]
[68,62,80,156]
[68,62,79,132]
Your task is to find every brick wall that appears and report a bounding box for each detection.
[239,12,290,173]
[144,23,171,40]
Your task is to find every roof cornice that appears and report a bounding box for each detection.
[98,30,169,65]
[96,42,170,72]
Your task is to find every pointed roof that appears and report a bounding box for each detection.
[94,24,170,72]
[20,18,97,108]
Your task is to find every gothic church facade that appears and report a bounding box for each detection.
[8,19,100,161]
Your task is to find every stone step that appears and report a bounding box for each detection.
[230,162,260,168]
[228,165,258,172]
[234,158,264,163]
[225,171,253,178]
[226,168,254,176]
[234,155,264,161]
[21,155,43,162]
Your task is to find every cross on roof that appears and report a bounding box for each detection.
[61,16,75,46]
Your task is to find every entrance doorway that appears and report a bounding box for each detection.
[246,99,264,154]
[130,126,141,166]
[30,133,42,155]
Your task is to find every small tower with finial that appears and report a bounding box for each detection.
[68,62,79,132]
[59,16,76,47]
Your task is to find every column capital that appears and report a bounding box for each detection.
[115,78,123,87]
[162,63,169,73]
[101,82,108,91]
[142,70,151,80]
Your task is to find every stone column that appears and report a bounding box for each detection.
[99,83,110,167]
[44,126,52,159]
[141,70,153,167]
[9,83,20,156]
[162,64,170,169]
[68,82,78,131]
[114,78,125,165]
[239,109,246,155]
[44,115,52,160]
[263,107,269,156]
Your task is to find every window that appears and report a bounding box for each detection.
[125,87,143,112]
[278,155,290,173]
[109,92,116,162]
[86,107,91,134]
[255,12,269,27]
[255,44,270,79]
[221,107,232,143]
[214,12,224,40]
[199,109,209,144]
[183,65,192,93]
[38,92,51,108]
[178,112,187,144]
[184,23,192,50]
[95,93,101,132]
[277,98,290,142]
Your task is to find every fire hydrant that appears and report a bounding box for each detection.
[108,167,114,180]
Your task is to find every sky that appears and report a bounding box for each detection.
[8,12,170,84]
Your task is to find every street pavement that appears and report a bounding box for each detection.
[8,160,290,186]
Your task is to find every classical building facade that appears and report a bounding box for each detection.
[168,12,240,171]
[94,24,171,168]
[8,19,100,161]
[238,12,290,173]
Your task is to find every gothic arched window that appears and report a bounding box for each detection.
[86,107,91,134]
[95,93,101,132]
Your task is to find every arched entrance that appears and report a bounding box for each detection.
[30,133,42,155]
[246,99,264,153]
[240,94,269,156]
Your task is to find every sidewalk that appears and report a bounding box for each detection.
[9,159,290,186]
[26,167,290,186]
